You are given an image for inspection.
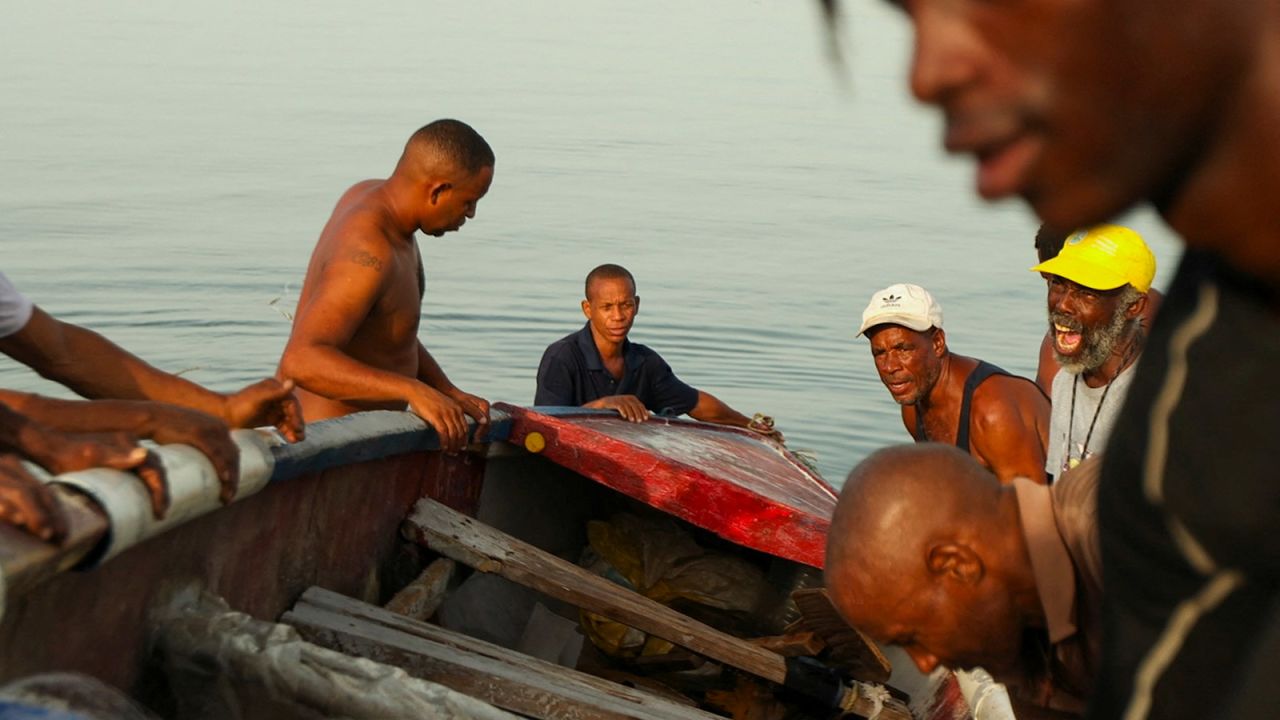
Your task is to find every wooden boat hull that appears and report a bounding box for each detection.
[0,450,482,698]
[0,408,990,719]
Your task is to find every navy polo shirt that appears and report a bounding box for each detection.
[534,323,700,416]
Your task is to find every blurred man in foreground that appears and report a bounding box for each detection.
[866,0,1280,713]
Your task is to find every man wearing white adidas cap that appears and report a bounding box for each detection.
[1030,225,1155,480]
[859,283,1050,484]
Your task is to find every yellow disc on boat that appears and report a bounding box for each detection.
[524,431,546,454]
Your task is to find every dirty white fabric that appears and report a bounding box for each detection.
[0,272,34,338]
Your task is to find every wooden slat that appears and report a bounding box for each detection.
[156,587,517,719]
[400,499,911,720]
[402,496,790,683]
[791,588,892,684]
[385,558,454,620]
[748,631,825,657]
[286,587,721,720]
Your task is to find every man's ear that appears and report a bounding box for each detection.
[932,328,947,357]
[633,296,641,314]
[1126,291,1148,321]
[581,299,591,319]
[926,543,984,585]
[429,181,452,205]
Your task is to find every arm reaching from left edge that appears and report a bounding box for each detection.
[0,401,164,540]
[0,306,304,442]
[0,390,244,509]
[688,391,784,440]
[0,453,66,543]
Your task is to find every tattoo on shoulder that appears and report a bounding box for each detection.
[347,250,384,270]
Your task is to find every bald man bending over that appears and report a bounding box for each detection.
[825,445,1101,718]
[279,120,494,451]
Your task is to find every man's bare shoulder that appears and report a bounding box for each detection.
[972,373,1050,424]
[312,181,400,270]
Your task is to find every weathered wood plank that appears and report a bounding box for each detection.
[385,558,454,620]
[300,586,704,712]
[286,591,721,720]
[792,588,892,684]
[400,499,912,720]
[402,496,790,683]
[748,631,826,658]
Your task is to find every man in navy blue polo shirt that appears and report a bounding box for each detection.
[535,264,775,435]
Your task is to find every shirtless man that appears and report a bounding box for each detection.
[860,283,1049,484]
[279,120,494,452]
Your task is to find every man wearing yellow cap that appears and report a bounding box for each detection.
[1030,225,1156,479]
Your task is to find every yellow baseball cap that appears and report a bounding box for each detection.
[1029,224,1156,293]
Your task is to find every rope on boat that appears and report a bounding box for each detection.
[842,680,891,718]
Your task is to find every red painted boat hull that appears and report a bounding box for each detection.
[497,404,838,569]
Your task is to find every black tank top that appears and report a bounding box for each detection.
[914,360,1032,451]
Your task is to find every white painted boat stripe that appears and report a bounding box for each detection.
[44,428,277,564]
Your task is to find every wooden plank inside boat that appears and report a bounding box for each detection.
[384,557,455,621]
[402,496,913,720]
[791,588,893,684]
[403,495,789,684]
[286,587,721,720]
[749,631,826,658]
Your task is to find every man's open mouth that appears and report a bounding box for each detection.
[1054,323,1083,355]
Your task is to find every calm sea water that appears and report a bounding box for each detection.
[0,0,1180,484]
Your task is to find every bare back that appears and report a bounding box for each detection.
[287,180,425,421]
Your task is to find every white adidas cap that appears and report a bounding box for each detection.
[857,283,944,336]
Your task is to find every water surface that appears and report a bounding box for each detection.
[0,1,1181,483]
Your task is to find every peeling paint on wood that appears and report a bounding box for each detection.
[498,404,837,569]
